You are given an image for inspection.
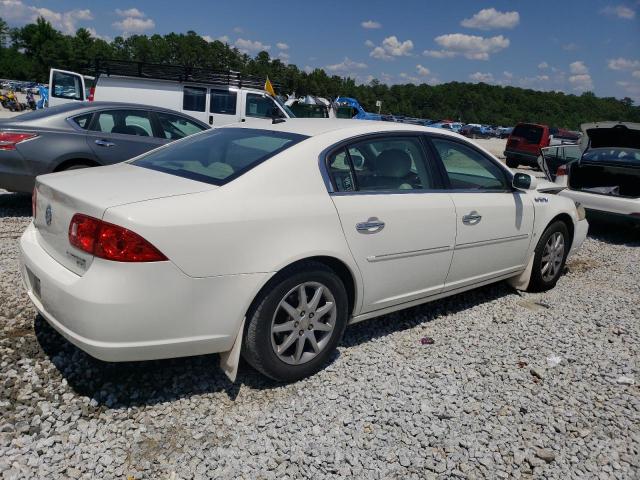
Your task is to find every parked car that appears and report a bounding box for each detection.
[49,60,294,127]
[0,101,209,192]
[504,123,552,168]
[21,119,588,382]
[541,122,640,224]
[537,144,582,181]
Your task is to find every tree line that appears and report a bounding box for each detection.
[1,17,639,128]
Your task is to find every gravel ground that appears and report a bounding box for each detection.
[0,190,639,480]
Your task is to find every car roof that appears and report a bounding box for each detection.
[224,118,463,139]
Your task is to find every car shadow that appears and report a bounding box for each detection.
[0,191,31,218]
[34,282,512,409]
[586,217,640,246]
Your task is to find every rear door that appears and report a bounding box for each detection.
[48,69,86,106]
[326,134,457,313]
[85,109,165,165]
[428,136,534,290]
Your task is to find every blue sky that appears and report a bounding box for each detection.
[1,0,639,100]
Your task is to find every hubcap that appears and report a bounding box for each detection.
[270,282,337,365]
[540,232,565,282]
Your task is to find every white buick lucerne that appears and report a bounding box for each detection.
[21,119,588,381]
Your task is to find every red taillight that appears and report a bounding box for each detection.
[87,86,95,101]
[32,188,37,218]
[556,164,567,177]
[68,214,167,262]
[0,132,37,150]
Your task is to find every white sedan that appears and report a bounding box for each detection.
[20,120,588,382]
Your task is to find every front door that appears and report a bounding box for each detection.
[327,135,457,313]
[48,69,87,107]
[428,136,534,290]
[241,92,286,126]
[86,109,166,165]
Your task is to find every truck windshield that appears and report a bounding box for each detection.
[132,128,307,185]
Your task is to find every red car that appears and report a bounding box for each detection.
[504,123,551,168]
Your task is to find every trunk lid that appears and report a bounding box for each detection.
[581,122,640,151]
[34,163,216,275]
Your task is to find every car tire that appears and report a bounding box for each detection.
[242,261,349,382]
[506,158,519,169]
[527,221,570,292]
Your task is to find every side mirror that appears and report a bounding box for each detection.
[512,172,538,190]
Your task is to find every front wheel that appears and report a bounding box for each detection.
[528,221,570,292]
[506,157,519,169]
[242,262,348,382]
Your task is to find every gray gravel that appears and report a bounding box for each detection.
[1,190,638,479]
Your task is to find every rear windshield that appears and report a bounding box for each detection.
[512,124,543,144]
[132,128,307,185]
[582,148,640,165]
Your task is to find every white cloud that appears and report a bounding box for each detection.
[234,38,271,53]
[113,16,155,34]
[461,8,520,30]
[364,39,375,48]
[277,52,290,63]
[608,57,640,70]
[569,61,588,75]
[0,1,95,34]
[361,20,381,29]
[399,72,420,84]
[369,35,414,60]
[276,42,289,50]
[431,33,509,60]
[562,43,578,51]
[416,64,430,76]
[202,34,229,43]
[503,71,513,79]
[601,5,636,19]
[115,8,144,18]
[233,26,243,33]
[218,35,229,43]
[633,71,640,79]
[617,80,640,98]
[469,72,494,83]
[568,61,593,92]
[538,61,549,69]
[325,57,368,73]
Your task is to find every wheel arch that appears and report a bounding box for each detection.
[53,158,101,172]
[548,212,575,246]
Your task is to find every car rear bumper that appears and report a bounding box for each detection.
[20,222,269,362]
[504,149,538,166]
[559,189,640,219]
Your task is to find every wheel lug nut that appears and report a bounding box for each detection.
[308,325,313,330]
[300,311,305,316]
[294,321,299,327]
[299,330,304,336]
[309,313,314,318]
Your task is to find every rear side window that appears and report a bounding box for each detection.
[156,112,206,140]
[210,89,237,115]
[71,113,92,130]
[512,124,543,144]
[132,128,307,185]
[183,86,206,112]
[91,110,153,137]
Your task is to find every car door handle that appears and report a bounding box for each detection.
[94,139,116,147]
[356,217,385,234]
[462,211,482,225]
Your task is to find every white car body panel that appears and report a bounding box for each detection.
[20,119,587,378]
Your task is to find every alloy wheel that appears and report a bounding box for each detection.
[270,282,337,365]
[541,231,565,282]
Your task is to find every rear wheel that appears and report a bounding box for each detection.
[242,262,348,382]
[528,221,569,292]
[506,157,519,169]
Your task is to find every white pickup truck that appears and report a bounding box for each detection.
[48,60,294,127]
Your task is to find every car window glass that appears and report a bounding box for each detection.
[183,86,206,112]
[91,110,153,137]
[133,128,306,185]
[246,94,279,118]
[156,112,205,140]
[71,113,92,130]
[432,138,507,190]
[329,137,433,192]
[51,71,82,100]
[210,89,237,115]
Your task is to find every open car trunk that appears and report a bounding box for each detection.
[568,162,640,198]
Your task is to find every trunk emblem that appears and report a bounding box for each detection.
[45,205,52,226]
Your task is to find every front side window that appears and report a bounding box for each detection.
[183,86,206,112]
[210,89,237,115]
[328,136,434,192]
[245,93,280,118]
[91,110,153,137]
[431,138,508,190]
[132,128,307,185]
[156,112,206,140]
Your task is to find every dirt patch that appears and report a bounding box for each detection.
[566,257,601,274]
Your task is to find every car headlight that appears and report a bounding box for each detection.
[575,202,586,221]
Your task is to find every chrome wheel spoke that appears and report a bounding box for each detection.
[280,301,298,319]
[315,302,334,319]
[308,286,323,311]
[294,336,305,362]
[314,321,332,332]
[298,285,308,309]
[541,262,550,275]
[307,332,320,353]
[278,331,298,353]
[272,321,296,333]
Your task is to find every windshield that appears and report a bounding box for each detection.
[274,96,296,118]
[582,148,640,165]
[132,128,307,185]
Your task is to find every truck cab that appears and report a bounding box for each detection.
[48,62,294,127]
